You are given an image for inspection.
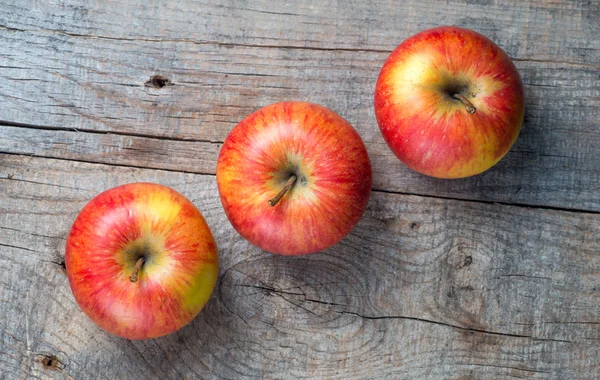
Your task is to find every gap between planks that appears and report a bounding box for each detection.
[1,149,599,217]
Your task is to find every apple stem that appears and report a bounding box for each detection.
[129,257,145,283]
[268,175,297,207]
[452,94,476,114]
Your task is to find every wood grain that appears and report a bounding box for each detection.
[1,0,598,64]
[0,27,599,211]
[1,154,599,379]
[1,0,599,378]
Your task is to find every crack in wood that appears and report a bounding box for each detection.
[338,310,574,344]
[0,242,38,253]
[371,187,600,215]
[0,24,392,53]
[541,321,600,325]
[235,284,350,308]
[1,24,597,69]
[461,362,550,375]
[2,148,599,215]
[0,242,66,273]
[0,150,215,176]
[0,119,223,144]
[225,283,578,344]
[512,57,600,70]
[498,274,552,280]
[0,176,90,191]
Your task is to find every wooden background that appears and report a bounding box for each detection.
[1,0,599,378]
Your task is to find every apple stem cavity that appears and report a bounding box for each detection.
[129,257,145,283]
[452,94,476,114]
[268,174,297,207]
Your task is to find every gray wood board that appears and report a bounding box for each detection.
[0,28,599,211]
[1,0,600,378]
[1,0,598,64]
[1,154,599,379]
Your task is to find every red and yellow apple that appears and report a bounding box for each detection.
[374,26,525,178]
[65,183,219,340]
[216,101,372,255]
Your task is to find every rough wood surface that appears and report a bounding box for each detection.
[0,1,599,211]
[1,154,599,379]
[1,0,599,378]
[1,0,598,63]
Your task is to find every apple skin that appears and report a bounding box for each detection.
[216,101,372,255]
[65,183,219,340]
[374,26,525,178]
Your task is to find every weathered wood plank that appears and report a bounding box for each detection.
[1,28,599,211]
[1,154,599,379]
[1,0,599,378]
[1,0,598,64]
[0,125,220,175]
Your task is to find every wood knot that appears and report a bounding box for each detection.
[145,75,173,89]
[38,354,63,370]
[462,255,473,268]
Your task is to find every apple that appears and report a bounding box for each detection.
[216,101,372,255]
[374,26,525,178]
[65,183,219,340]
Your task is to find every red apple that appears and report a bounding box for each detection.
[374,26,525,178]
[216,101,372,255]
[65,183,219,340]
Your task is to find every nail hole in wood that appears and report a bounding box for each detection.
[463,256,473,267]
[38,354,62,370]
[145,75,173,89]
